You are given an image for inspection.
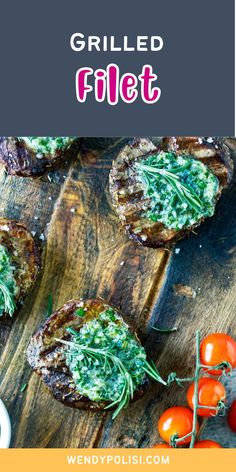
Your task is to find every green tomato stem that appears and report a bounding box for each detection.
[189,330,201,448]
[173,432,192,445]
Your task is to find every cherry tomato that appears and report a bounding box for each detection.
[194,440,222,448]
[187,377,226,417]
[228,400,236,433]
[153,444,172,448]
[200,333,236,375]
[158,406,199,445]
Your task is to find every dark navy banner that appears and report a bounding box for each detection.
[0,0,234,135]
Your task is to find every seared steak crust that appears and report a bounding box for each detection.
[27,299,149,411]
[0,219,41,316]
[109,137,233,247]
[0,138,80,177]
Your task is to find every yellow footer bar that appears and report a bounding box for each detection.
[0,449,236,471]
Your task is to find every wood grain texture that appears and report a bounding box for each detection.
[0,137,235,448]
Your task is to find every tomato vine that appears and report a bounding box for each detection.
[167,331,233,448]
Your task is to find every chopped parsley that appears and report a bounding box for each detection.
[74,307,85,317]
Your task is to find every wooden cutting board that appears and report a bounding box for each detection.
[0,137,235,448]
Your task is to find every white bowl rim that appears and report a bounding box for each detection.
[0,398,11,448]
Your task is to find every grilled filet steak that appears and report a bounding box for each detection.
[27,299,149,411]
[0,219,40,317]
[109,137,233,247]
[0,137,79,177]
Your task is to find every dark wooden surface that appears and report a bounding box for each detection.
[0,137,235,448]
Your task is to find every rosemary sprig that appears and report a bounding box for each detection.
[135,162,203,212]
[152,326,178,333]
[46,293,53,317]
[20,383,28,393]
[142,359,167,384]
[56,335,166,420]
[0,279,16,317]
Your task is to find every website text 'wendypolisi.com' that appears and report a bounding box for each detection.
[66,454,170,465]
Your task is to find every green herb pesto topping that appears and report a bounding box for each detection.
[0,245,17,317]
[135,151,219,230]
[60,308,165,418]
[19,137,76,157]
